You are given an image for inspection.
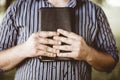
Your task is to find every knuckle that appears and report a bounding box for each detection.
[32,44,39,52]
[32,33,37,37]
[65,46,69,50]
[33,48,38,54]
[64,37,68,41]
[43,52,46,56]
[33,38,39,45]
[31,33,39,39]
[45,39,49,43]
[34,43,38,48]
[39,38,43,43]
[44,46,48,51]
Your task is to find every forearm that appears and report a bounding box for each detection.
[0,43,27,71]
[85,46,115,72]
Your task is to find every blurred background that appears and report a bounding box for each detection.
[0,0,120,80]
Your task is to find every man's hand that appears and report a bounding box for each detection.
[23,31,61,58]
[54,29,116,72]
[0,31,61,71]
[53,29,89,61]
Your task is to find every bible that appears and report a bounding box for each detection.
[39,7,76,61]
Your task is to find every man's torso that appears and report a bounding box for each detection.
[9,0,98,80]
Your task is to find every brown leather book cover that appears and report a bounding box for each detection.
[39,7,76,61]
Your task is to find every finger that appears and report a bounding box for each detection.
[37,50,56,57]
[57,29,80,40]
[39,38,61,45]
[53,36,73,44]
[57,53,73,58]
[53,45,72,51]
[38,44,59,53]
[39,31,59,38]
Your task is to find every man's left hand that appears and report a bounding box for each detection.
[53,29,90,61]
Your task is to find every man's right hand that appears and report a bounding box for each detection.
[22,31,60,58]
[0,31,60,71]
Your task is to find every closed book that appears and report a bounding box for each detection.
[39,7,76,61]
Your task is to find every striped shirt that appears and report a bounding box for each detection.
[0,0,119,80]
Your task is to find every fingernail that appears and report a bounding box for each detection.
[53,46,56,48]
[58,41,61,45]
[53,36,56,39]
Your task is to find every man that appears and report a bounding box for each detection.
[0,0,119,80]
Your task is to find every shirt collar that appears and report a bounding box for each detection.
[36,0,77,8]
[67,0,77,8]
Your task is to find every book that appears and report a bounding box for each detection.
[39,7,76,61]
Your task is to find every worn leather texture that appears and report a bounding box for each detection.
[39,8,76,61]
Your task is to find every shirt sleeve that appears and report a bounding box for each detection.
[0,4,18,51]
[94,7,119,70]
